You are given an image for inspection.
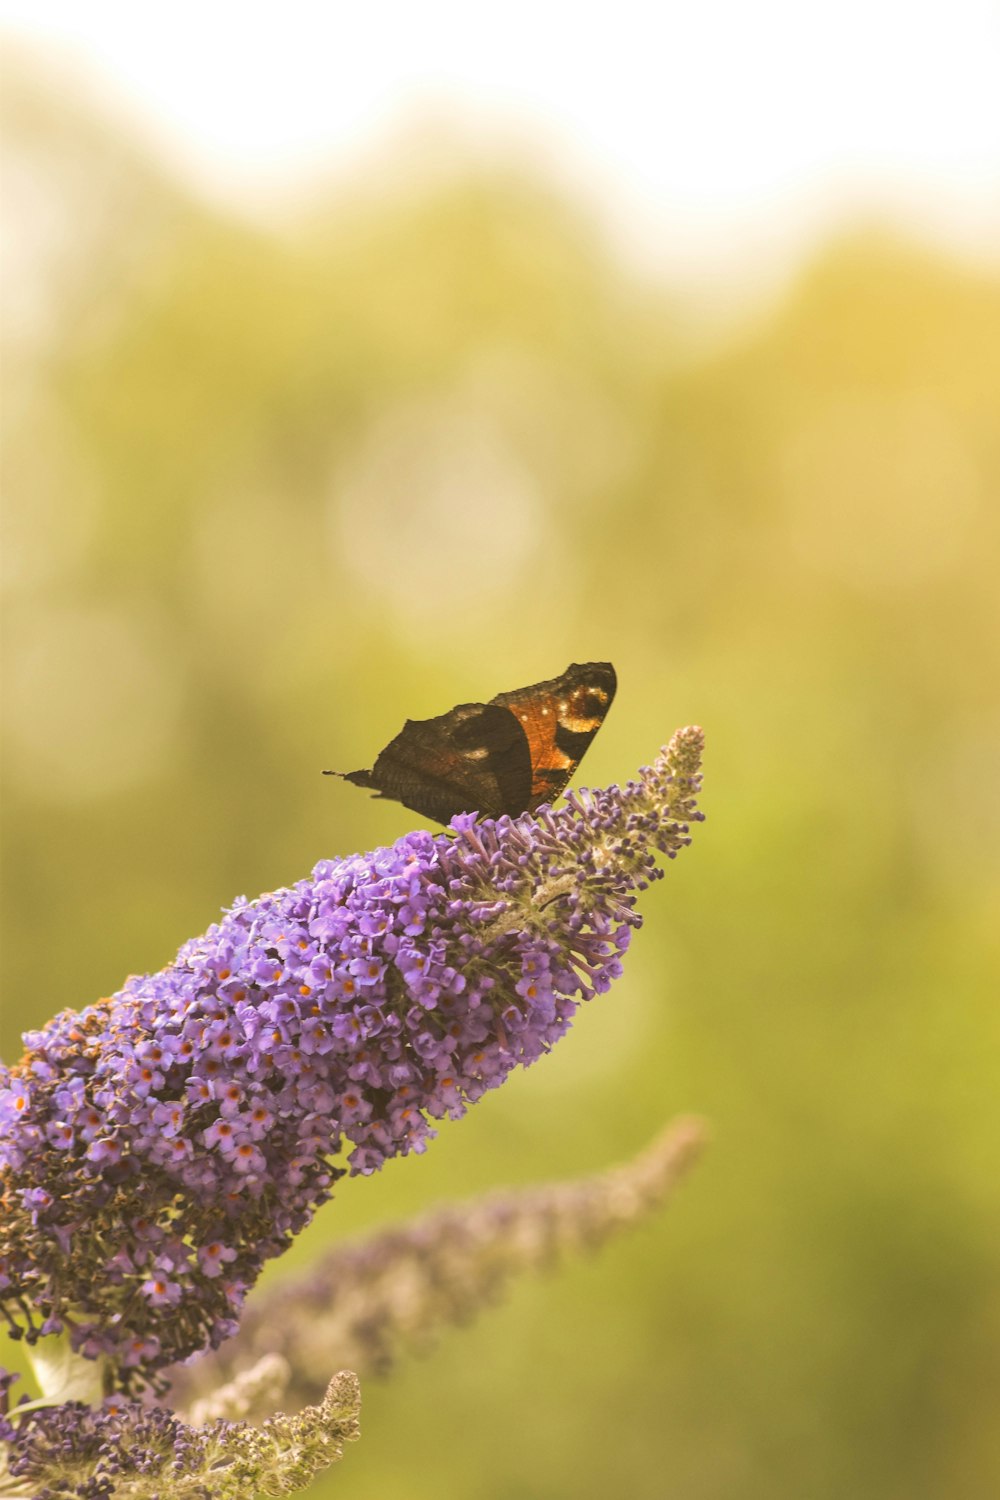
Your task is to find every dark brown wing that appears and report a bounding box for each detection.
[334,701,533,823]
[490,661,616,810]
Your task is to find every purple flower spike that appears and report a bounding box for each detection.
[0,729,704,1390]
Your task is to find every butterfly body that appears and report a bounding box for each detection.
[328,661,616,824]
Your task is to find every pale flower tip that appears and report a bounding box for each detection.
[661,724,705,776]
[635,1115,710,1191]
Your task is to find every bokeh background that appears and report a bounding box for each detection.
[2,7,999,1497]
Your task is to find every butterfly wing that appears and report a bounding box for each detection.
[490,661,617,810]
[339,701,533,823]
[330,661,616,824]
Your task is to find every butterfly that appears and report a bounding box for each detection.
[324,661,617,824]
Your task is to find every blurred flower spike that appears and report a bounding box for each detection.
[0,728,704,1392]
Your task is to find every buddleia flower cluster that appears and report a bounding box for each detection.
[0,728,704,1395]
[175,1116,706,1417]
[0,1368,361,1498]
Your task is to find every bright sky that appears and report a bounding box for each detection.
[2,0,999,284]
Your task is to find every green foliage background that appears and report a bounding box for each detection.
[2,54,999,1499]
